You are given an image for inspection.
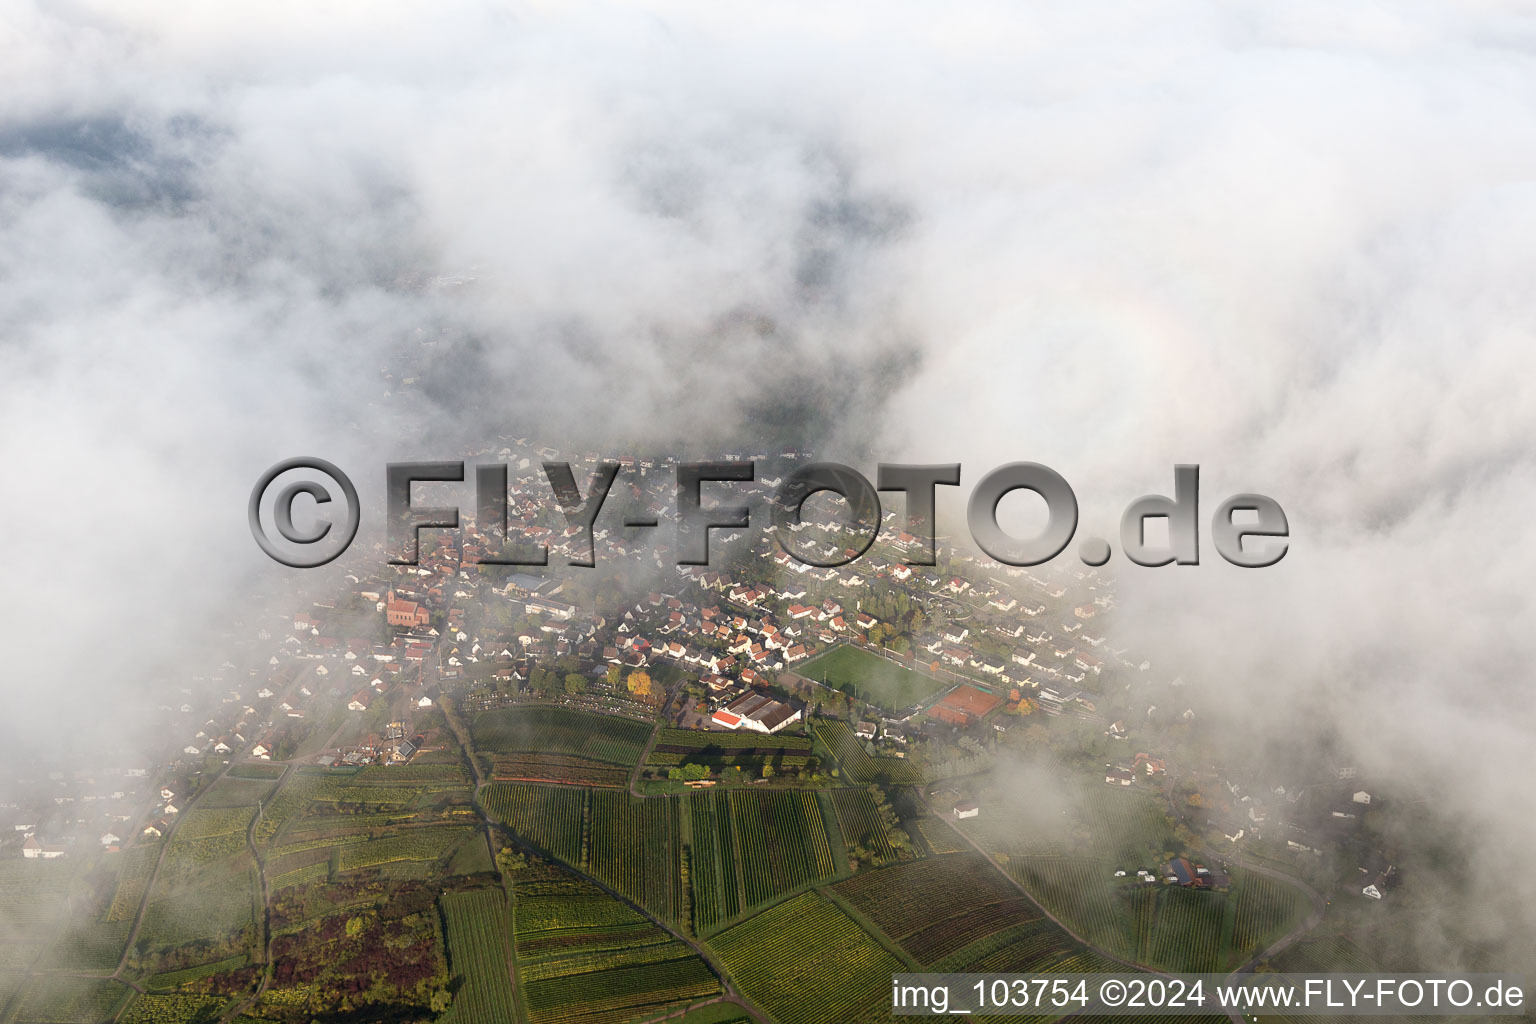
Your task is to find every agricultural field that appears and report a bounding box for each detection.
[587,790,681,920]
[0,859,75,926]
[271,860,331,891]
[334,826,471,872]
[146,954,250,990]
[198,776,278,809]
[728,790,840,909]
[275,810,419,839]
[688,789,843,933]
[344,763,472,790]
[471,706,651,766]
[1228,870,1312,963]
[833,853,1043,965]
[107,845,161,921]
[686,789,741,934]
[10,975,130,1024]
[139,862,259,952]
[486,784,686,922]
[813,719,925,785]
[986,853,1309,974]
[829,787,908,868]
[175,805,257,841]
[44,919,131,972]
[439,888,518,1024]
[0,974,24,1012]
[252,772,334,846]
[944,916,1123,979]
[492,752,630,787]
[672,1007,753,1024]
[798,645,945,710]
[1004,857,1133,956]
[911,816,968,855]
[1140,886,1228,972]
[227,762,286,780]
[645,728,813,772]
[121,992,231,1023]
[513,864,718,1024]
[0,860,80,970]
[1273,932,1379,973]
[249,765,475,857]
[709,890,902,1024]
[482,783,588,865]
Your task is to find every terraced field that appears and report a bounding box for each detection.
[645,728,813,772]
[687,789,741,934]
[121,992,231,1023]
[439,888,518,1024]
[709,891,902,1024]
[1144,886,1227,972]
[140,854,259,951]
[482,783,589,865]
[830,787,902,867]
[492,752,631,787]
[513,865,717,1024]
[587,790,681,920]
[1229,870,1311,963]
[814,719,925,785]
[11,976,130,1024]
[912,816,968,855]
[107,845,160,921]
[834,853,1043,965]
[334,825,471,872]
[726,790,840,909]
[1004,857,1132,957]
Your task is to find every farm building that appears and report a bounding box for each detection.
[953,800,980,819]
[1166,857,1228,889]
[1105,766,1136,786]
[711,691,801,734]
[22,836,65,859]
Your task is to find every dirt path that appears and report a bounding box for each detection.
[212,763,293,1024]
[110,759,242,989]
[1222,854,1327,974]
[628,675,685,798]
[438,696,530,1024]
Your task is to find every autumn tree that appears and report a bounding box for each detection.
[627,670,654,701]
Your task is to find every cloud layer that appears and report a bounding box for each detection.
[3,0,1534,966]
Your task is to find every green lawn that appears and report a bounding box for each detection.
[797,645,945,709]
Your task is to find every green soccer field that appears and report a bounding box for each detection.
[797,645,946,709]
